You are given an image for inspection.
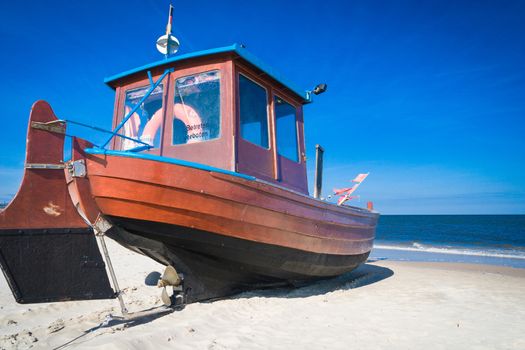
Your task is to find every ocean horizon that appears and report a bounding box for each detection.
[371,214,525,268]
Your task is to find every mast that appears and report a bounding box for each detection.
[165,4,174,59]
[156,3,180,57]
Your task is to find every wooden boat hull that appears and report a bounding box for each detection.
[70,148,379,303]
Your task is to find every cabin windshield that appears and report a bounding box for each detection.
[275,96,299,162]
[239,74,269,149]
[121,85,164,150]
[172,70,221,145]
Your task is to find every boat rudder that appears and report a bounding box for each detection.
[0,101,115,303]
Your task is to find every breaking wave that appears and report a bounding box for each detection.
[373,242,525,260]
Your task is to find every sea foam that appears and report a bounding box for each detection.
[373,243,525,260]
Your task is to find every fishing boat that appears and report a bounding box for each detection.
[0,6,379,312]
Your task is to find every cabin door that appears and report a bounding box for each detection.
[235,73,275,181]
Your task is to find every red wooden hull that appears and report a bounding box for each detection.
[84,153,377,255]
[69,149,379,302]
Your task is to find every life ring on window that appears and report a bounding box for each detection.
[134,104,203,147]
[173,103,202,143]
[141,109,164,146]
[122,106,141,149]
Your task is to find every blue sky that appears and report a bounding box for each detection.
[0,0,524,214]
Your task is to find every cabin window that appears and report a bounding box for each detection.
[172,70,221,145]
[121,85,164,150]
[274,96,299,162]
[239,74,269,149]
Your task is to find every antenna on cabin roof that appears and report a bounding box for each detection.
[156,3,180,57]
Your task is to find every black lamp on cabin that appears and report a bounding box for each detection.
[306,83,328,102]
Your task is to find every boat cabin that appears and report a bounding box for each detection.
[105,44,310,194]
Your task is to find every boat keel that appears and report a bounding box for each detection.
[105,216,370,304]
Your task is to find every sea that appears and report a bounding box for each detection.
[369,215,525,268]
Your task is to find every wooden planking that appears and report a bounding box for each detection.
[95,197,373,256]
[89,175,374,239]
[85,154,377,227]
[81,154,377,255]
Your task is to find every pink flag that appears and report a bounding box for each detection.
[333,187,352,195]
[334,184,358,196]
[352,173,369,183]
[334,173,368,205]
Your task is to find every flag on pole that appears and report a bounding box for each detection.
[352,173,369,183]
[333,184,358,196]
[333,187,351,196]
[334,173,369,206]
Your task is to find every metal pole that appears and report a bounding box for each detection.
[97,234,128,315]
[314,144,324,199]
[165,4,174,59]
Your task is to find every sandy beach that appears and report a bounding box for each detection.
[1,239,524,350]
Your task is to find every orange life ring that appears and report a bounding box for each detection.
[173,103,202,143]
[124,103,204,148]
[141,109,164,146]
[122,106,142,149]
